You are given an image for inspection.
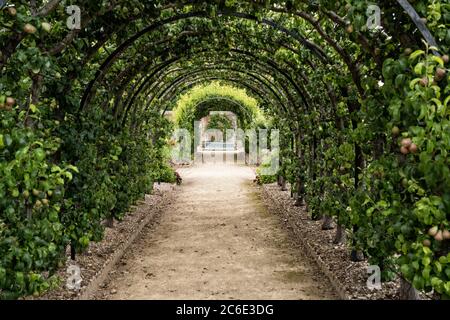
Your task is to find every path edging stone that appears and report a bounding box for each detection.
[261,186,350,300]
[78,190,175,300]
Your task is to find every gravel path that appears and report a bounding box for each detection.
[94,164,337,300]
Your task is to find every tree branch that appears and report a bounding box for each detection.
[47,29,80,55]
[30,0,38,16]
[396,0,439,53]
[37,0,61,17]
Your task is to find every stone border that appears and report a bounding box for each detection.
[260,183,436,300]
[29,184,176,300]
[78,191,173,300]
[289,231,350,300]
[260,186,349,300]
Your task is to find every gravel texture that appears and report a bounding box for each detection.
[90,164,337,300]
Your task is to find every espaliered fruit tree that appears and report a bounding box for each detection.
[0,0,449,299]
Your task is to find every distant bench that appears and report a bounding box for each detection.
[203,142,236,151]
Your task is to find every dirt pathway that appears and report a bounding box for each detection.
[94,164,337,299]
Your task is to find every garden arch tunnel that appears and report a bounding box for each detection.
[0,0,449,299]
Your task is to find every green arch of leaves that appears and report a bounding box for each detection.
[1,0,449,299]
[172,81,265,133]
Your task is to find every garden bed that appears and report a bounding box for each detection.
[27,183,176,300]
[260,183,431,300]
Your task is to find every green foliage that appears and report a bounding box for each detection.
[0,0,449,300]
[255,151,279,185]
[0,102,173,297]
[377,49,450,296]
[255,169,277,185]
[207,114,234,135]
[0,107,76,299]
[155,162,177,184]
[173,81,265,133]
